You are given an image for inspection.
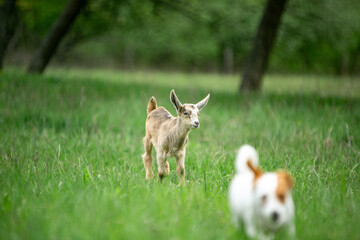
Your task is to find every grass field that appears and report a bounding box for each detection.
[0,68,359,239]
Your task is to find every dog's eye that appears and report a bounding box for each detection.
[184,112,189,116]
[278,194,285,202]
[261,195,267,204]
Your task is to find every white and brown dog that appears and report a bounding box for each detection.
[229,145,295,240]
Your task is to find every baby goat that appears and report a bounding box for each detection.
[142,90,210,185]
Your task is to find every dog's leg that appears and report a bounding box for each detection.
[142,136,153,180]
[231,214,240,229]
[257,232,273,240]
[287,222,296,238]
[244,212,256,239]
[157,152,168,181]
[245,223,256,239]
[175,150,186,186]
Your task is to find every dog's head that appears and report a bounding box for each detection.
[248,161,294,230]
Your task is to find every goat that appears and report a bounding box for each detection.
[142,90,210,185]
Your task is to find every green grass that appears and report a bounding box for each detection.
[0,68,359,239]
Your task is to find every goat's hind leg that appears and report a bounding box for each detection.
[165,161,170,175]
[142,136,153,180]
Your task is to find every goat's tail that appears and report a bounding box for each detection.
[235,145,260,175]
[147,96,157,115]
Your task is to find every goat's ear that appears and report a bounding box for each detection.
[170,90,182,112]
[196,93,210,111]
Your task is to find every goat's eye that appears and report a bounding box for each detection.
[184,112,189,116]
[261,195,267,204]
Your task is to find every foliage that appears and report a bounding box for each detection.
[17,0,68,43]
[0,69,360,239]
[273,0,360,74]
[11,0,360,73]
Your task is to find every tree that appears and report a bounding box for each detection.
[240,0,288,91]
[27,0,87,73]
[0,0,17,70]
[274,0,360,75]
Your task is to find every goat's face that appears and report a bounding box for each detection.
[170,90,210,129]
[179,104,201,128]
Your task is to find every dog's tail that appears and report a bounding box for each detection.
[235,145,261,177]
[147,96,157,115]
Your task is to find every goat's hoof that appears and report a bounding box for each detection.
[177,180,186,187]
[145,172,154,180]
[158,173,165,181]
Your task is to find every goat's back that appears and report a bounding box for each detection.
[146,107,174,135]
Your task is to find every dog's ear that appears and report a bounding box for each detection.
[247,159,263,181]
[276,171,294,203]
[277,171,294,189]
[170,90,182,112]
[196,93,210,111]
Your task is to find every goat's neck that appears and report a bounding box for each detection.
[173,117,191,139]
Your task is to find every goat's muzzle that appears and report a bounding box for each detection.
[191,121,200,128]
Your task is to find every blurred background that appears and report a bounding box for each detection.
[2,0,360,76]
[1,1,360,239]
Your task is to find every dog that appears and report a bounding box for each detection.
[228,145,295,240]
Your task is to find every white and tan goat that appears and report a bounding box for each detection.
[142,90,210,185]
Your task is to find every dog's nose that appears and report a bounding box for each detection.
[194,121,199,127]
[271,212,279,222]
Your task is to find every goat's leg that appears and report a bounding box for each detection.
[175,151,186,186]
[156,152,168,181]
[142,136,153,180]
[165,161,170,175]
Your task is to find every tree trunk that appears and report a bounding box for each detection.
[240,0,288,91]
[27,0,87,73]
[222,47,234,74]
[0,0,17,70]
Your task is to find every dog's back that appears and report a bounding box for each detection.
[229,145,259,228]
[229,172,254,225]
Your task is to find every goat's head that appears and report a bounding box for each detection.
[170,90,210,129]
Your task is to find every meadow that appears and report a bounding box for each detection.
[0,68,359,239]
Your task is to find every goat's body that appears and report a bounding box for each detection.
[146,107,189,157]
[142,91,209,185]
[143,98,190,185]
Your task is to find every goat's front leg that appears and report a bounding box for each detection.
[156,152,168,181]
[175,150,186,186]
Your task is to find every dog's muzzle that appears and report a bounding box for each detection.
[271,212,279,222]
